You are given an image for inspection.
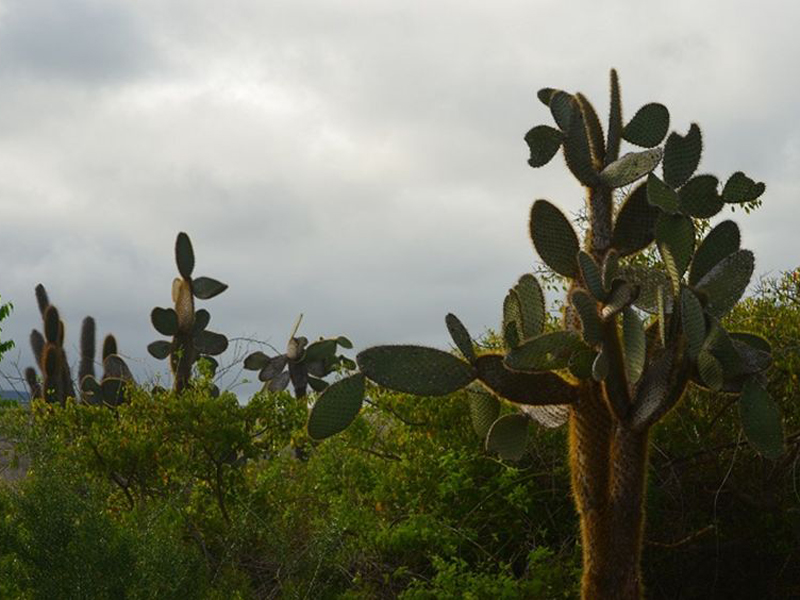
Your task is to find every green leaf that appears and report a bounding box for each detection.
[680,288,706,360]
[696,249,754,318]
[307,374,365,440]
[445,313,476,363]
[622,307,646,385]
[476,354,578,405]
[655,214,695,281]
[192,277,228,300]
[357,345,476,396]
[678,175,723,218]
[622,103,670,147]
[151,307,179,337]
[525,125,563,168]
[175,232,195,279]
[662,123,702,188]
[486,414,529,461]
[646,173,680,214]
[194,330,228,356]
[504,331,584,371]
[688,220,741,286]
[722,172,766,203]
[611,182,660,256]
[570,289,602,345]
[515,274,546,338]
[468,388,500,438]
[739,379,784,459]
[147,340,172,360]
[578,251,607,301]
[600,148,663,188]
[529,200,580,278]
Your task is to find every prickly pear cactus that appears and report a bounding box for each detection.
[305,70,780,599]
[147,232,229,394]
[244,314,355,401]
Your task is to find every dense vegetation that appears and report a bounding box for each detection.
[0,269,797,599]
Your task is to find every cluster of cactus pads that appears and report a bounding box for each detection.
[243,315,355,398]
[147,232,229,394]
[305,69,781,598]
[25,284,134,406]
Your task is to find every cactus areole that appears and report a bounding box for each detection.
[307,70,781,599]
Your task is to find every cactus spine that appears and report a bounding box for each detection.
[306,70,780,599]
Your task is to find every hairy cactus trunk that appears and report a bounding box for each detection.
[570,384,648,600]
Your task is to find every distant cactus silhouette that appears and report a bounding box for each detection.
[26,284,133,406]
[306,70,781,599]
[147,232,229,394]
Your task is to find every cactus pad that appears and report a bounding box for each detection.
[486,413,529,461]
[476,354,578,405]
[307,373,366,440]
[605,69,622,166]
[515,274,546,338]
[504,331,584,371]
[536,87,557,106]
[578,251,607,301]
[529,200,580,278]
[445,313,476,363]
[175,232,195,279]
[357,345,476,396]
[622,103,670,148]
[151,307,179,336]
[194,330,228,356]
[680,288,706,360]
[570,289,602,345]
[592,347,609,381]
[655,214,695,282]
[502,290,523,350]
[525,125,563,168]
[677,174,723,218]
[646,173,680,214]
[662,124,702,188]
[44,306,60,343]
[575,93,606,164]
[600,281,638,319]
[600,148,663,188]
[610,182,660,256]
[147,340,173,360]
[601,249,619,291]
[468,388,500,438]
[688,220,740,286]
[738,379,783,459]
[563,108,601,187]
[622,307,646,384]
[549,91,575,131]
[695,249,754,317]
[192,277,228,300]
[722,171,766,204]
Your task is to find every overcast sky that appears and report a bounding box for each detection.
[0,0,797,396]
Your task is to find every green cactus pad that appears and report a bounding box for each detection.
[655,213,695,282]
[476,354,578,405]
[731,340,772,374]
[622,307,646,385]
[610,182,660,256]
[578,251,606,301]
[80,375,102,402]
[308,377,329,393]
[243,351,270,370]
[549,91,574,131]
[307,373,365,440]
[103,355,133,381]
[563,108,601,187]
[592,347,609,382]
[680,288,706,360]
[601,281,639,319]
[336,336,353,349]
[601,249,619,291]
[305,339,338,363]
[570,290,602,345]
[524,125,563,168]
[697,350,723,390]
[703,321,744,378]
[568,344,597,380]
[102,335,118,360]
[151,307,179,337]
[605,69,622,166]
[467,388,501,438]
[101,377,126,406]
[504,331,584,371]
[193,309,211,333]
[722,171,766,203]
[44,306,60,343]
[600,148,663,188]
[286,336,308,360]
[646,173,680,214]
[486,413,529,461]
[662,123,702,188]
[729,332,771,355]
[34,283,50,316]
[738,379,784,459]
[688,220,740,286]
[175,232,195,280]
[502,289,523,350]
[268,371,291,392]
[445,313,476,363]
[622,103,670,148]
[30,330,44,365]
[357,345,476,396]
[147,340,172,360]
[630,349,673,429]
[529,200,580,278]
[520,404,569,428]
[696,249,754,318]
[536,87,557,106]
[194,330,228,356]
[677,174,723,218]
[515,274,546,338]
[657,286,668,345]
[618,266,671,314]
[575,93,605,164]
[259,355,288,381]
[192,277,228,300]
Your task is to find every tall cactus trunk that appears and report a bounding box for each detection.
[570,384,648,600]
